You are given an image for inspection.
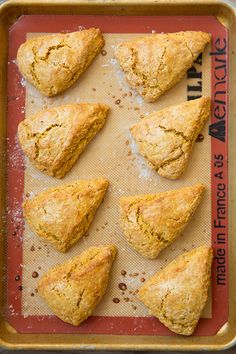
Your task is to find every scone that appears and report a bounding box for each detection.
[138,246,213,335]
[120,184,204,259]
[115,31,211,102]
[18,103,109,178]
[23,178,109,252]
[38,245,117,326]
[131,96,210,179]
[17,28,104,96]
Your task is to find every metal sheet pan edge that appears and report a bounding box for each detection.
[0,0,236,350]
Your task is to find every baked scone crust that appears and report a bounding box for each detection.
[18,103,109,178]
[120,184,204,259]
[23,178,109,252]
[17,28,104,96]
[138,246,213,335]
[115,31,211,102]
[131,96,210,179]
[38,245,117,326]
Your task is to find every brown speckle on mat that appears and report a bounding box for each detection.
[101,49,107,56]
[32,271,39,278]
[196,133,204,142]
[129,272,139,277]
[118,283,127,291]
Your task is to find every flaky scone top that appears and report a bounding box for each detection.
[131,96,211,179]
[38,245,117,326]
[18,103,109,178]
[23,178,109,252]
[139,246,213,335]
[17,28,104,96]
[115,31,211,102]
[120,184,205,259]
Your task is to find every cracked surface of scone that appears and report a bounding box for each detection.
[23,178,109,252]
[119,184,204,259]
[17,28,104,96]
[18,103,109,178]
[138,246,213,335]
[115,31,211,102]
[38,245,117,326]
[130,96,210,180]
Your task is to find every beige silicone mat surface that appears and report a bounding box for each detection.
[21,33,211,318]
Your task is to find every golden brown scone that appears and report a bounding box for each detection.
[23,178,109,252]
[115,31,211,102]
[138,246,213,335]
[131,96,210,180]
[18,103,109,178]
[38,244,117,326]
[120,184,204,259]
[17,28,104,96]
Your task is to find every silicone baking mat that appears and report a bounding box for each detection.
[6,15,228,335]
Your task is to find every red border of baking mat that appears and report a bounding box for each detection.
[6,15,228,335]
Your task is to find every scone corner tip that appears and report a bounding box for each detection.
[96,177,109,188]
[199,95,211,106]
[100,102,110,113]
[105,243,118,257]
[192,182,206,193]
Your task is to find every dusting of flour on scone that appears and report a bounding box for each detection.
[138,246,213,335]
[130,96,211,179]
[119,184,205,259]
[115,31,211,102]
[18,103,109,178]
[17,28,104,96]
[38,245,117,326]
[23,178,109,252]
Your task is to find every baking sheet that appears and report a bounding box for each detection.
[21,33,212,319]
[6,14,228,337]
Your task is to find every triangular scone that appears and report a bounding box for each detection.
[23,179,109,252]
[120,184,204,259]
[115,31,211,102]
[18,103,109,178]
[138,246,213,335]
[131,96,210,180]
[17,28,104,96]
[38,245,117,326]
